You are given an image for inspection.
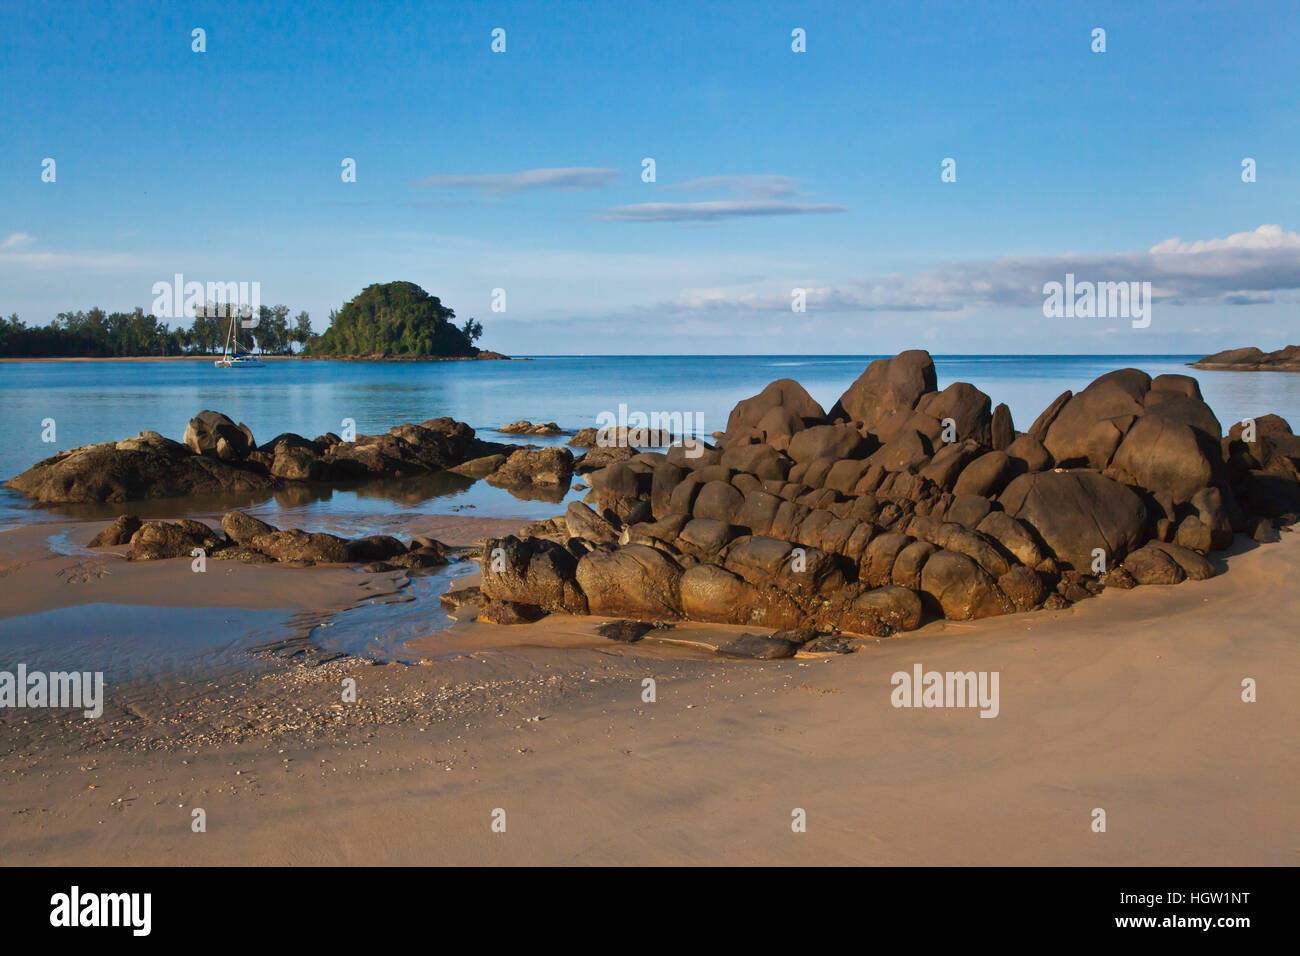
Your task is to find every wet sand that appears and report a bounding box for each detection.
[1,510,1296,865]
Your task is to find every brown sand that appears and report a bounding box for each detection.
[0,516,1296,865]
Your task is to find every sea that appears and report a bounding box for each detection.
[4,354,1300,678]
[4,354,1300,529]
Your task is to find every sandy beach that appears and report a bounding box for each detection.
[2,510,1295,866]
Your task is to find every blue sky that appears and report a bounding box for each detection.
[2,0,1298,354]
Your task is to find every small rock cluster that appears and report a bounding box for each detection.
[479,350,1300,639]
[8,409,571,503]
[89,509,449,570]
[496,420,565,436]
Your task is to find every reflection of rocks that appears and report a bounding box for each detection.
[8,410,514,505]
[477,349,1300,649]
[94,510,449,570]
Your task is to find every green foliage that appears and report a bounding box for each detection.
[0,303,320,358]
[306,281,480,357]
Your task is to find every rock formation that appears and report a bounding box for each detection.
[1190,345,1300,371]
[478,351,1300,642]
[89,509,450,570]
[7,411,525,503]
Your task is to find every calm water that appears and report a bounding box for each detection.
[4,354,1300,526]
[6,354,1300,679]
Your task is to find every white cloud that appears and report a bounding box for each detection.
[415,167,620,193]
[1,232,35,249]
[657,225,1300,312]
[596,200,849,222]
[1149,224,1300,254]
[668,175,803,198]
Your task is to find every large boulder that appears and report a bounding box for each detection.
[1027,390,1072,443]
[220,509,276,545]
[480,535,587,614]
[485,446,575,491]
[999,470,1147,570]
[1043,370,1151,464]
[184,410,256,460]
[919,550,1014,620]
[725,379,827,434]
[991,403,1014,450]
[6,440,276,504]
[88,514,142,548]
[248,529,349,564]
[127,520,221,561]
[952,451,1015,497]
[829,350,937,431]
[1106,414,1222,505]
[915,382,993,447]
[575,545,684,619]
[1122,544,1187,585]
[786,423,869,463]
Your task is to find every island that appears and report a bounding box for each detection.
[1189,345,1300,371]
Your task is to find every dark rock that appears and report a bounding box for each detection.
[991,403,1014,450]
[127,520,220,561]
[1005,434,1052,473]
[497,420,564,436]
[726,379,827,434]
[717,633,799,659]
[998,565,1046,611]
[999,470,1147,570]
[575,545,684,619]
[1100,566,1137,589]
[953,451,1015,498]
[803,635,857,654]
[449,454,508,478]
[480,535,588,614]
[249,529,350,564]
[829,350,937,431]
[344,535,409,562]
[919,550,1014,619]
[1107,414,1222,505]
[184,410,255,460]
[1122,544,1186,585]
[478,599,546,625]
[221,509,276,544]
[88,514,141,548]
[440,585,481,610]
[915,382,993,446]
[486,446,575,490]
[1043,370,1150,464]
[595,620,659,643]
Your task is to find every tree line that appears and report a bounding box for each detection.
[1,282,485,358]
[0,305,317,358]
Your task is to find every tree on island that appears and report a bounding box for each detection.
[305,281,482,358]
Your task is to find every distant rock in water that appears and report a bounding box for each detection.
[475,349,1300,651]
[1189,345,1300,371]
[496,420,565,436]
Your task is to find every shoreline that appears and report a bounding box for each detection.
[2,517,1295,865]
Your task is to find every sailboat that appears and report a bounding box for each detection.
[213,311,265,368]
